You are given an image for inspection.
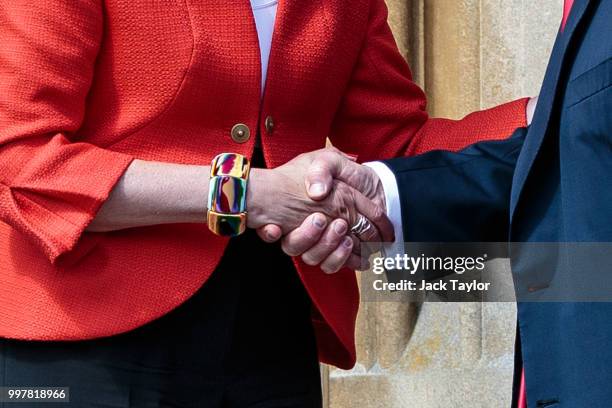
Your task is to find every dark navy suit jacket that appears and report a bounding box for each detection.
[383,0,612,406]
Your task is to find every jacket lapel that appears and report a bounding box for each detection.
[263,0,327,102]
[509,0,593,222]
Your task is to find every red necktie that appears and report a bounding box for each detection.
[562,0,575,30]
[518,6,574,408]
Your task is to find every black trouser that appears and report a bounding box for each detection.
[0,152,322,408]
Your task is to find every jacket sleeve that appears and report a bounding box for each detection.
[329,0,529,162]
[382,127,527,243]
[0,0,134,265]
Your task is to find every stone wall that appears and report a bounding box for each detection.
[322,1,562,407]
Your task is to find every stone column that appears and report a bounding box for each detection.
[323,1,562,407]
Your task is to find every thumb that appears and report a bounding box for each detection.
[256,224,283,243]
[305,151,348,201]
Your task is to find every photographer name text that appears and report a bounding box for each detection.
[372,279,491,293]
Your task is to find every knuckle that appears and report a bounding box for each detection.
[321,265,332,274]
[281,240,300,257]
[322,261,340,274]
[321,150,337,161]
[303,226,321,241]
[307,169,327,182]
[335,181,350,195]
[371,206,385,222]
[302,253,320,266]
[319,234,337,248]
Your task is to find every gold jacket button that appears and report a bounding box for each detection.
[264,115,275,134]
[231,124,250,143]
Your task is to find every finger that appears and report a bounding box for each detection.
[281,213,328,256]
[344,253,367,271]
[305,153,339,200]
[350,215,381,242]
[354,225,384,255]
[321,236,354,274]
[301,219,349,266]
[306,151,378,202]
[353,193,395,243]
[256,224,283,243]
[349,232,381,261]
[305,150,360,200]
[350,234,361,255]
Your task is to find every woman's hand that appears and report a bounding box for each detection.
[248,148,392,236]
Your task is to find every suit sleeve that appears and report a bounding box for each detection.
[329,0,529,162]
[382,127,527,243]
[0,1,134,265]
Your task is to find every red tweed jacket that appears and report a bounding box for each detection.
[0,0,527,369]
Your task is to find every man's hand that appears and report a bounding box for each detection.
[256,149,391,273]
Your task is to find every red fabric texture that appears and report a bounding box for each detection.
[0,0,527,369]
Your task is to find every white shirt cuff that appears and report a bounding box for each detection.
[364,161,405,258]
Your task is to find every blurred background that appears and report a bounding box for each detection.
[322,1,562,407]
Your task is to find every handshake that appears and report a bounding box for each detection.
[245,148,395,273]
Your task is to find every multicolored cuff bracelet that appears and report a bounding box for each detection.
[207,153,251,236]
